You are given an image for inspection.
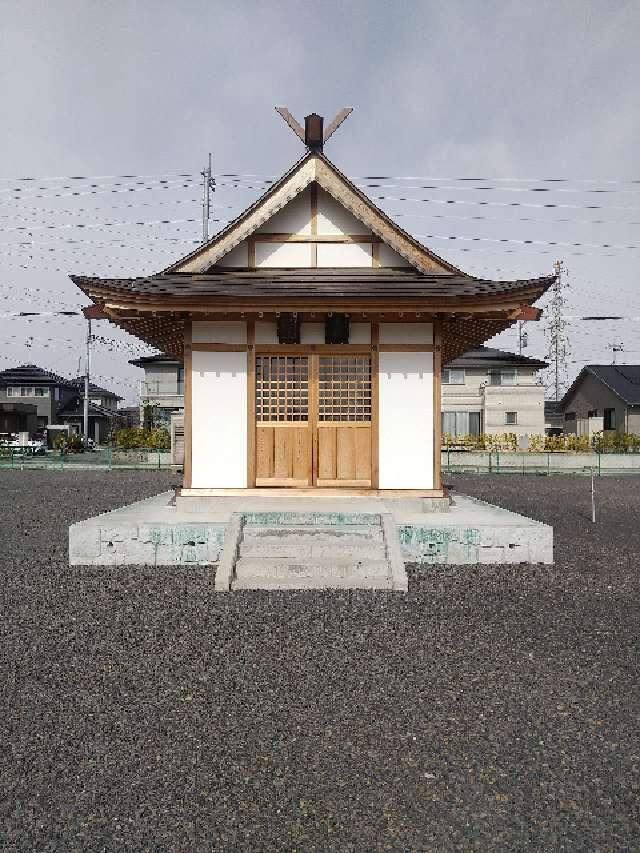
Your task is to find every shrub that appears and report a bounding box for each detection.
[114,426,170,450]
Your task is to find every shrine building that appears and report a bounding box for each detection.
[72,111,553,498]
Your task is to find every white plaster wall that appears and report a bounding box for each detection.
[379,243,411,267]
[216,242,248,267]
[379,323,433,344]
[379,352,433,489]
[349,322,371,344]
[191,351,247,488]
[192,321,247,343]
[300,323,324,344]
[316,242,372,267]
[256,187,311,235]
[256,242,312,268]
[255,321,278,343]
[317,188,371,236]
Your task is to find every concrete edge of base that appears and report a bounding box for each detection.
[215,512,243,591]
[381,512,409,592]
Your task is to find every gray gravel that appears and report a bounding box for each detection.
[1,470,639,851]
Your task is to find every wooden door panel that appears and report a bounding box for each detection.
[256,425,310,486]
[355,425,372,481]
[256,426,274,480]
[318,425,336,480]
[336,426,355,480]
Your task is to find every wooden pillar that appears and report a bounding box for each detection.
[371,322,379,488]
[246,320,256,486]
[183,319,193,489]
[433,318,442,491]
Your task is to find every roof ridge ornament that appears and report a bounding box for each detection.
[275,106,353,152]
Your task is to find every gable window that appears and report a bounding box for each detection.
[505,411,518,426]
[442,369,465,385]
[603,408,616,430]
[587,409,598,418]
[489,369,517,386]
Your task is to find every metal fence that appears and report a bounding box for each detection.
[442,450,640,476]
[0,448,174,470]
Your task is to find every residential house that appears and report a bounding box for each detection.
[0,364,123,443]
[129,354,184,427]
[0,364,77,433]
[70,378,122,412]
[560,364,640,436]
[441,347,548,439]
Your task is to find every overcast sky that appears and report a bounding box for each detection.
[1,0,639,403]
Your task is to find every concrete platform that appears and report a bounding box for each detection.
[69,491,553,592]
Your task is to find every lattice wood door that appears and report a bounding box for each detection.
[316,355,372,487]
[255,356,312,486]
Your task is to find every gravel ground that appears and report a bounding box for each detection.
[1,470,639,852]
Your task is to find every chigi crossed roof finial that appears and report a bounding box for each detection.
[275,106,353,152]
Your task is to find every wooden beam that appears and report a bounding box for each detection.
[310,184,318,267]
[191,343,248,352]
[252,233,377,243]
[183,320,192,489]
[433,318,442,492]
[247,321,256,487]
[378,344,435,352]
[371,322,379,489]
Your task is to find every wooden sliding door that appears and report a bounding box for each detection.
[255,355,312,486]
[316,355,372,487]
[254,352,373,488]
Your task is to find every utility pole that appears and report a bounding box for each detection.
[545,259,571,402]
[518,322,528,355]
[608,341,624,364]
[83,318,92,443]
[201,153,215,243]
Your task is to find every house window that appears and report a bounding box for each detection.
[442,369,465,385]
[603,408,616,430]
[442,411,481,437]
[564,412,576,421]
[7,386,49,397]
[587,409,598,418]
[505,411,518,426]
[177,366,185,395]
[489,369,517,386]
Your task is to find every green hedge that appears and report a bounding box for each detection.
[114,427,170,450]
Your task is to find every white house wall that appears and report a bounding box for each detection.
[192,321,247,343]
[316,188,371,236]
[256,187,312,235]
[379,351,433,489]
[379,323,433,344]
[256,242,312,267]
[191,350,247,488]
[316,242,372,267]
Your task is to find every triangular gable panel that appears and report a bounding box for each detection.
[168,153,459,275]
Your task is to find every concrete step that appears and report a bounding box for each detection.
[238,539,387,559]
[233,575,394,590]
[234,556,391,582]
[242,524,384,542]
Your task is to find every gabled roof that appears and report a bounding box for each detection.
[0,364,75,388]
[70,377,123,401]
[129,354,182,367]
[165,151,462,276]
[57,396,116,419]
[445,346,548,370]
[562,364,640,407]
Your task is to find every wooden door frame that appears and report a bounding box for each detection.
[249,345,378,489]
